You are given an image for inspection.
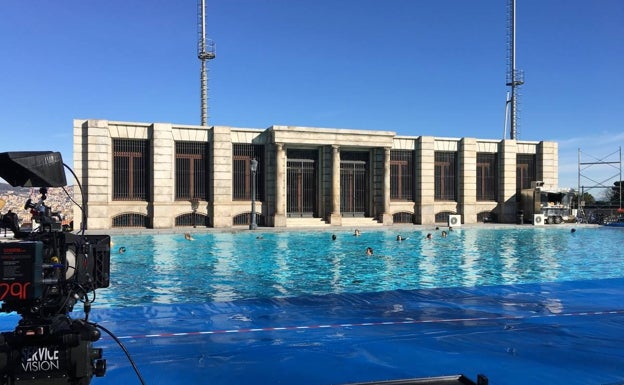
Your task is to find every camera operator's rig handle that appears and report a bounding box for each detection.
[23,188,64,234]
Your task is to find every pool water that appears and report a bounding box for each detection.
[3,226,624,385]
[103,226,624,308]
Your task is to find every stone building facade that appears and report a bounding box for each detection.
[73,119,557,230]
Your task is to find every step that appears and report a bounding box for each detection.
[340,217,382,227]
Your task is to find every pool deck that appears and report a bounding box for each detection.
[2,277,619,385]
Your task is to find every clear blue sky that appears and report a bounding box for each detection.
[1,0,622,190]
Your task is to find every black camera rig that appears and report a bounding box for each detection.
[0,151,111,385]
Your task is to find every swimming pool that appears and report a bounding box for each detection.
[2,226,624,385]
[101,226,624,307]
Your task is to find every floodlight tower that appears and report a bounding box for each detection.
[504,0,524,140]
[198,0,216,126]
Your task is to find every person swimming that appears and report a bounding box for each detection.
[366,247,373,255]
[354,229,361,236]
[184,232,194,241]
[118,246,126,254]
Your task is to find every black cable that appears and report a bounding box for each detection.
[62,162,146,383]
[63,163,87,236]
[94,322,147,385]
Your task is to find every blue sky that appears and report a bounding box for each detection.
[1,0,622,190]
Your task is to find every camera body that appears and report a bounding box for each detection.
[0,232,110,317]
[0,151,111,385]
[0,226,111,385]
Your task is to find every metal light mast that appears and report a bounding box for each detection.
[198,0,216,126]
[505,0,524,140]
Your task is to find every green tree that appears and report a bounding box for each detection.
[580,192,595,205]
[609,181,623,204]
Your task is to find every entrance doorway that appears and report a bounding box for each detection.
[287,151,317,218]
[340,160,367,217]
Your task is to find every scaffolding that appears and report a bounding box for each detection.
[577,147,622,223]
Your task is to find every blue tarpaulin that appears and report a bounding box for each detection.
[2,278,623,385]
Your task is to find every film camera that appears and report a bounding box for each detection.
[0,152,110,385]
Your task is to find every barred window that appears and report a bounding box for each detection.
[435,151,457,201]
[175,142,209,200]
[232,144,264,201]
[112,213,150,228]
[113,139,149,201]
[390,150,413,201]
[477,153,497,201]
[516,154,536,191]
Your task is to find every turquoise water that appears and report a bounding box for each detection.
[103,226,624,308]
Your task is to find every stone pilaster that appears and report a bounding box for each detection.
[538,141,558,188]
[381,147,393,225]
[274,143,287,227]
[73,119,113,230]
[211,126,233,227]
[329,145,342,225]
[459,138,477,224]
[151,123,175,228]
[499,140,518,223]
[415,136,435,224]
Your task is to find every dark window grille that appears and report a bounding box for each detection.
[112,213,150,228]
[435,211,454,224]
[175,213,210,227]
[232,144,264,201]
[477,153,498,201]
[175,142,209,200]
[434,152,457,201]
[340,160,367,217]
[391,150,414,201]
[113,139,149,201]
[233,212,265,226]
[393,212,414,224]
[516,154,536,191]
[287,159,316,217]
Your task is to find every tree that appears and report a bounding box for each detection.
[580,192,595,205]
[608,181,623,205]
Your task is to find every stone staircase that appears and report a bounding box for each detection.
[340,217,383,228]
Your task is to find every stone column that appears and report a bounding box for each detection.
[499,139,518,223]
[381,147,393,225]
[538,141,558,188]
[329,145,342,225]
[151,123,175,229]
[73,119,111,230]
[415,136,436,225]
[459,138,477,224]
[211,126,233,227]
[274,143,287,227]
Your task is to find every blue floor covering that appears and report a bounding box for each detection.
[3,278,624,385]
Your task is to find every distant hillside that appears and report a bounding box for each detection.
[0,183,30,194]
